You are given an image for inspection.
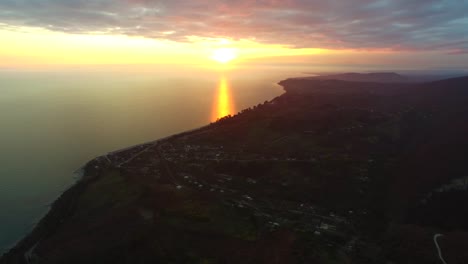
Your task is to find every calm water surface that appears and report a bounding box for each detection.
[0,65,308,253]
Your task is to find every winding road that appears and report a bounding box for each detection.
[433,234,447,264]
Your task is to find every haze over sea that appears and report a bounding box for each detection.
[0,64,322,253]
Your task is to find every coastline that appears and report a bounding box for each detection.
[0,111,236,262]
[4,74,468,263]
[0,168,85,257]
[0,172,95,263]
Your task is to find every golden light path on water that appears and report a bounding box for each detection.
[212,76,235,121]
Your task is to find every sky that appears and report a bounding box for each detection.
[1,0,467,69]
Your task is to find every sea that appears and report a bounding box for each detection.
[0,64,312,253]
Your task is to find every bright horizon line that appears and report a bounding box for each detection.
[0,26,467,70]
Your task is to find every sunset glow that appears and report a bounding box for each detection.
[212,76,234,121]
[211,48,237,64]
[0,27,326,67]
[0,1,466,69]
[1,0,468,260]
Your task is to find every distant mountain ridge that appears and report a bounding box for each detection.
[307,72,410,83]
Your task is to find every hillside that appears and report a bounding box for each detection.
[2,76,468,264]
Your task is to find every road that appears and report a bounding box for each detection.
[433,234,447,264]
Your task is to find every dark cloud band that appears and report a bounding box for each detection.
[1,0,467,52]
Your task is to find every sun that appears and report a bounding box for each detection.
[211,48,237,64]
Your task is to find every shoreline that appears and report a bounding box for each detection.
[0,98,261,262]
[0,167,85,257]
[0,172,95,263]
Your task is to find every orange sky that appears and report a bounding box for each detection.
[0,27,323,67]
[1,26,467,70]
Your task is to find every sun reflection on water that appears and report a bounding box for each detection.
[212,76,235,121]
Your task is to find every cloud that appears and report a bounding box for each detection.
[447,48,468,55]
[0,0,467,51]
